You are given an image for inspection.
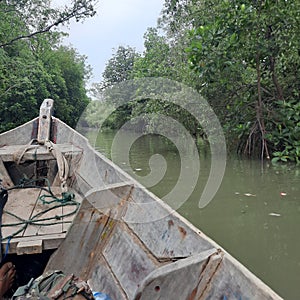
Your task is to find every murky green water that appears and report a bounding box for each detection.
[85,129,300,300]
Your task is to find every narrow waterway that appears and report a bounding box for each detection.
[85,129,300,300]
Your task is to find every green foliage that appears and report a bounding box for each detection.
[185,0,300,159]
[44,46,91,127]
[81,100,115,128]
[87,0,300,163]
[92,46,141,129]
[132,28,173,78]
[100,46,140,89]
[0,0,94,132]
[0,0,97,48]
[268,100,300,164]
[90,26,201,136]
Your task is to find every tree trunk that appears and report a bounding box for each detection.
[256,53,270,161]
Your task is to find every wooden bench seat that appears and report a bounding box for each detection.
[0,143,82,162]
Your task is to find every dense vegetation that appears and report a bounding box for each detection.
[1,0,299,163]
[92,0,300,163]
[0,0,97,132]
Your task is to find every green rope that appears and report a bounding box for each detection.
[1,178,80,241]
[39,192,75,205]
[7,178,53,195]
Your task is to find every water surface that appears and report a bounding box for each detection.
[85,129,300,300]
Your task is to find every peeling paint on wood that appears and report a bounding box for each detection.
[0,113,284,300]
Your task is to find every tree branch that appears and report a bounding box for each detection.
[0,0,97,48]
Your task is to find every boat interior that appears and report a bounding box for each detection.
[0,100,282,299]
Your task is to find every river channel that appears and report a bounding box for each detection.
[84,129,300,300]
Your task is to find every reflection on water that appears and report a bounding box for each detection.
[85,128,300,300]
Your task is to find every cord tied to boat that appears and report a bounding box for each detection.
[13,139,39,165]
[45,140,69,194]
[11,99,70,194]
[12,139,70,194]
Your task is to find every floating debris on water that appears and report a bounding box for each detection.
[269,213,281,217]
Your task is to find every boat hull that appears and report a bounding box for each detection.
[0,117,283,299]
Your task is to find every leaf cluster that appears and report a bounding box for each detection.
[88,0,300,163]
[0,0,96,132]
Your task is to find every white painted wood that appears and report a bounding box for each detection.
[133,249,217,300]
[46,198,111,279]
[24,187,63,236]
[37,99,53,143]
[16,239,43,255]
[199,253,282,300]
[2,188,41,239]
[0,118,37,146]
[1,233,66,254]
[0,115,283,300]
[88,259,127,300]
[2,186,80,254]
[0,143,82,162]
[103,224,157,300]
[124,187,214,259]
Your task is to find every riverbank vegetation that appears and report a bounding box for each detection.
[91,0,300,163]
[0,0,96,132]
[0,1,299,163]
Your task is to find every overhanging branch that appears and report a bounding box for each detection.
[0,0,97,48]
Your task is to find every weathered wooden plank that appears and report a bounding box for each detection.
[0,145,52,162]
[0,118,37,146]
[62,190,83,232]
[0,144,82,162]
[74,145,131,190]
[0,116,284,300]
[199,253,283,300]
[45,198,110,280]
[47,160,58,186]
[24,187,63,236]
[70,173,93,196]
[84,183,133,212]
[88,258,127,300]
[133,249,218,300]
[192,251,223,299]
[1,233,65,254]
[124,187,214,259]
[103,224,157,299]
[56,143,83,154]
[2,188,41,239]
[0,157,14,188]
[37,99,53,144]
[17,239,43,255]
